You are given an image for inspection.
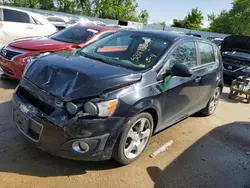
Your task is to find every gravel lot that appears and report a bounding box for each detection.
[0,78,249,188]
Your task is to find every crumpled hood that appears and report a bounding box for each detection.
[9,37,72,51]
[221,35,250,53]
[24,51,141,102]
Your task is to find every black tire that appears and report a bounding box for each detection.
[228,90,233,99]
[112,112,154,165]
[200,87,221,116]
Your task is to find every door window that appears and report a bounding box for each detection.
[198,42,215,65]
[3,9,31,23]
[164,42,197,71]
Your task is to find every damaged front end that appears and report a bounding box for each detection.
[12,55,142,160]
[12,77,131,160]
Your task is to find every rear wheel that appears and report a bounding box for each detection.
[200,87,221,116]
[112,112,153,165]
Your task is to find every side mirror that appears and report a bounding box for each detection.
[172,63,193,77]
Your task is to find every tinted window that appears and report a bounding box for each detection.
[3,9,30,23]
[168,42,197,68]
[199,43,215,65]
[50,25,99,44]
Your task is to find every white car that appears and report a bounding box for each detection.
[46,16,70,30]
[0,6,57,48]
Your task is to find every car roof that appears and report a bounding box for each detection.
[0,5,31,14]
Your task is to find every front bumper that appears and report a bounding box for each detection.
[12,93,128,161]
[0,56,24,80]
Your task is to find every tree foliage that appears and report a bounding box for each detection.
[172,8,203,30]
[209,0,250,35]
[1,0,149,23]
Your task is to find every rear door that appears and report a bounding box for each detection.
[1,8,38,45]
[193,41,220,112]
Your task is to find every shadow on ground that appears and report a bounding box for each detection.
[147,121,250,188]
[0,101,120,177]
[0,75,19,89]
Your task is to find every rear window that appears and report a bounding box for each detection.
[3,9,31,23]
[198,42,215,65]
[50,25,99,44]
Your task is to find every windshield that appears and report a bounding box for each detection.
[80,31,170,71]
[223,51,250,60]
[50,25,99,44]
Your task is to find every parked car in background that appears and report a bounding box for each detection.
[211,38,223,49]
[12,30,223,165]
[47,16,70,30]
[221,35,250,80]
[0,23,118,80]
[65,17,90,27]
[0,5,57,48]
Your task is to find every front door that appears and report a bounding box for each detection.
[157,41,200,130]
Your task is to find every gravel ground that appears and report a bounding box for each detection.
[0,77,249,188]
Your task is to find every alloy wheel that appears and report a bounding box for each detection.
[124,118,151,159]
[209,88,220,114]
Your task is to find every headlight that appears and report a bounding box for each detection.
[24,52,51,64]
[23,52,51,76]
[84,99,118,117]
[242,67,250,73]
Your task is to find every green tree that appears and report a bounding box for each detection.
[172,8,203,30]
[209,0,250,35]
[138,9,149,23]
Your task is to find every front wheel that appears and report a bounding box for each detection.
[112,112,153,165]
[200,87,221,116]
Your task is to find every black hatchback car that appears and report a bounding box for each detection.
[12,30,223,165]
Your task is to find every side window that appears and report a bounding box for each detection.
[3,9,31,23]
[98,32,114,40]
[169,42,197,69]
[198,42,215,65]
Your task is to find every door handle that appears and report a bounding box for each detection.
[195,76,201,82]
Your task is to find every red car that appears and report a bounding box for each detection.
[0,24,118,80]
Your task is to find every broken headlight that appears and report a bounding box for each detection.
[84,99,118,117]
